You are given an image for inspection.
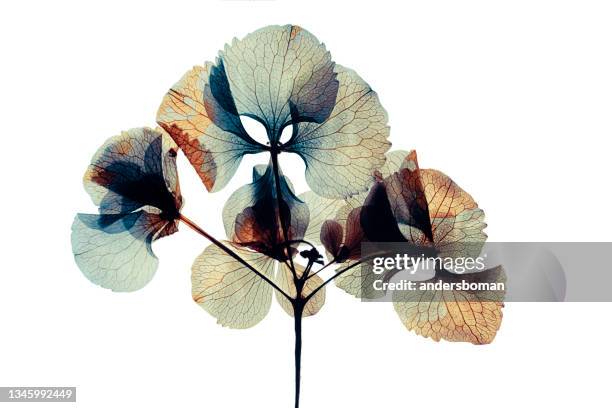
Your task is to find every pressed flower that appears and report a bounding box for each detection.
[191,162,321,328]
[71,127,182,292]
[307,150,505,344]
[222,162,309,261]
[157,24,391,199]
[71,24,506,408]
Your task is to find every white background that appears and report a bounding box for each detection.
[1,1,611,407]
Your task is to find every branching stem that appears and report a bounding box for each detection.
[305,258,336,280]
[270,148,298,279]
[304,254,387,303]
[178,214,292,301]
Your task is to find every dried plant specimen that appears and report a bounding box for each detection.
[72,25,504,407]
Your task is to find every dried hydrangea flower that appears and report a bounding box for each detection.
[157,24,390,198]
[70,23,506,408]
[222,162,309,261]
[191,162,323,329]
[304,150,505,344]
[71,127,182,292]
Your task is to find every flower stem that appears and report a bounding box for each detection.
[178,213,292,301]
[293,301,304,408]
[305,258,336,280]
[270,148,297,278]
[305,251,408,302]
[304,256,378,303]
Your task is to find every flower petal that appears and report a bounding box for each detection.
[360,182,410,243]
[71,211,173,292]
[381,151,487,258]
[393,266,506,344]
[420,169,487,258]
[299,191,345,245]
[191,243,275,328]
[334,259,387,300]
[382,151,433,243]
[286,65,391,198]
[321,205,365,262]
[219,25,339,140]
[222,163,309,260]
[275,263,326,317]
[377,150,415,178]
[320,220,343,259]
[157,64,262,192]
[83,127,181,217]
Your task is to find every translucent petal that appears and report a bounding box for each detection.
[219,25,339,140]
[191,243,276,329]
[83,127,181,217]
[382,152,433,242]
[157,64,262,192]
[374,151,487,258]
[299,191,345,245]
[287,66,391,198]
[320,220,343,258]
[275,263,326,317]
[71,211,170,292]
[377,150,413,178]
[74,128,181,291]
[222,162,309,260]
[158,26,391,198]
[334,258,387,300]
[332,150,489,299]
[419,169,487,258]
[321,205,364,262]
[393,266,506,344]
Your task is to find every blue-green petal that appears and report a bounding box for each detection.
[71,211,170,292]
[286,66,391,198]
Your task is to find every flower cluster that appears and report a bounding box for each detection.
[72,24,504,345]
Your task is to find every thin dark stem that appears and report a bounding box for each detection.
[270,148,297,278]
[178,214,292,301]
[305,252,411,302]
[305,258,336,280]
[301,258,315,281]
[293,301,304,408]
[291,259,310,408]
[304,254,384,303]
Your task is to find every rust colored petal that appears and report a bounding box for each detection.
[393,266,506,344]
